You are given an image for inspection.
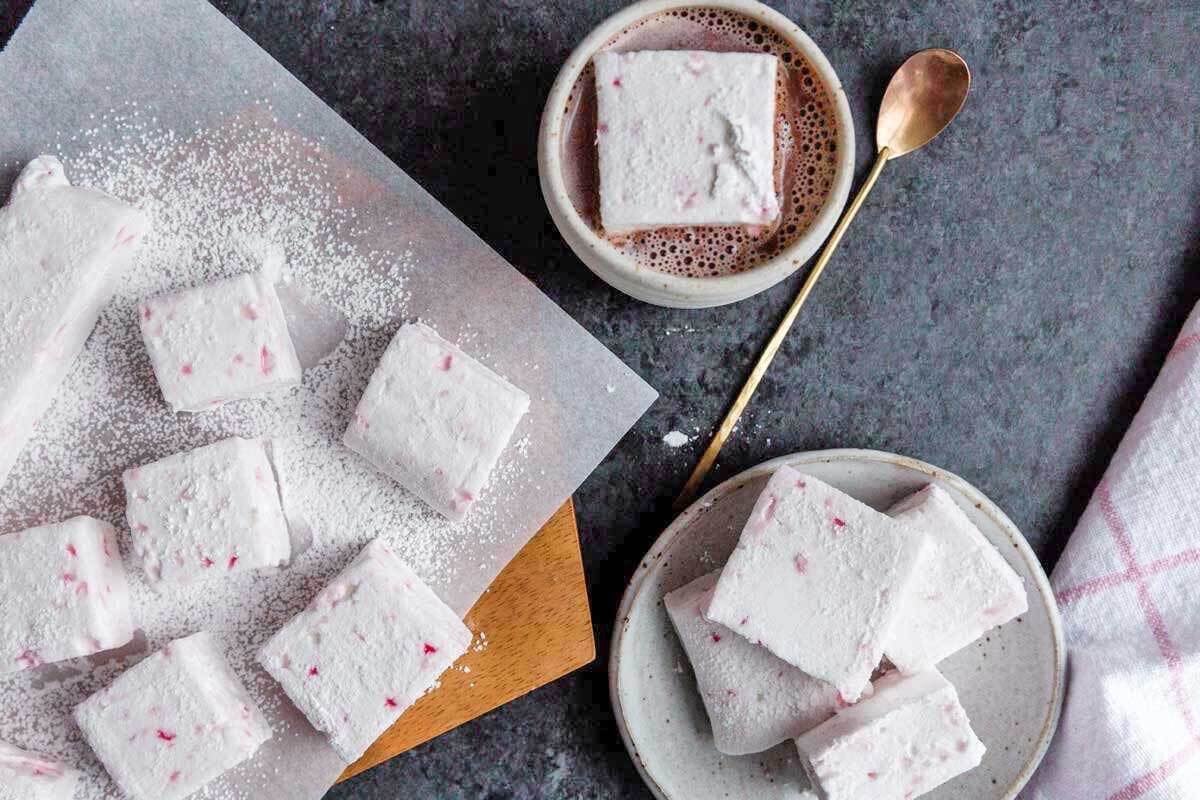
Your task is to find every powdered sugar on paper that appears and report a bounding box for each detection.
[0,109,526,799]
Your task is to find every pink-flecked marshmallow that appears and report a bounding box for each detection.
[0,740,80,800]
[593,50,780,233]
[0,155,149,490]
[138,271,301,413]
[122,436,291,587]
[795,669,985,800]
[884,484,1028,673]
[344,322,530,521]
[705,467,928,701]
[664,571,844,755]
[0,516,134,676]
[258,538,471,761]
[74,631,272,800]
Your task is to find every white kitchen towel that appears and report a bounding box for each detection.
[1026,302,1200,800]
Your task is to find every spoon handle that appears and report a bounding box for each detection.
[674,147,893,511]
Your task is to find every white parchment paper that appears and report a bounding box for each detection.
[0,1,656,797]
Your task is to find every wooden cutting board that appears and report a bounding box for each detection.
[340,499,593,781]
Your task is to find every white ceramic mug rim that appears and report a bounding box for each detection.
[538,0,857,306]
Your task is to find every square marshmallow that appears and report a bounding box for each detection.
[665,571,842,755]
[593,50,779,233]
[122,436,291,586]
[259,538,471,761]
[705,468,927,701]
[344,322,530,521]
[75,631,272,800]
[884,485,1028,673]
[0,156,149,488]
[0,516,134,676]
[138,271,301,413]
[795,669,985,800]
[0,741,80,800]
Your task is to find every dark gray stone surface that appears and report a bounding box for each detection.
[4,1,1200,797]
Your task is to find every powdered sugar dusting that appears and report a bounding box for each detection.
[0,107,529,798]
[663,430,690,448]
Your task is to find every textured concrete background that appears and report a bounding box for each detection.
[3,1,1200,797]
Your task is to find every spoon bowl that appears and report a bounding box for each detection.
[877,48,971,158]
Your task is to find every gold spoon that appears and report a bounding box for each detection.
[675,48,972,510]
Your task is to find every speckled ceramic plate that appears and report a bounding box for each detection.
[611,449,1065,800]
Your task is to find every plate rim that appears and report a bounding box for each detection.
[609,447,1067,800]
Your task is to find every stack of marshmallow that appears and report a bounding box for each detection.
[1,157,532,799]
[665,466,1028,800]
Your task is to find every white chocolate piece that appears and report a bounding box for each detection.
[884,485,1028,673]
[705,468,927,701]
[795,669,985,800]
[665,571,842,755]
[258,538,471,762]
[122,437,291,586]
[74,632,271,800]
[344,322,529,521]
[0,516,134,676]
[593,50,779,233]
[0,741,80,800]
[138,271,301,413]
[0,156,149,488]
